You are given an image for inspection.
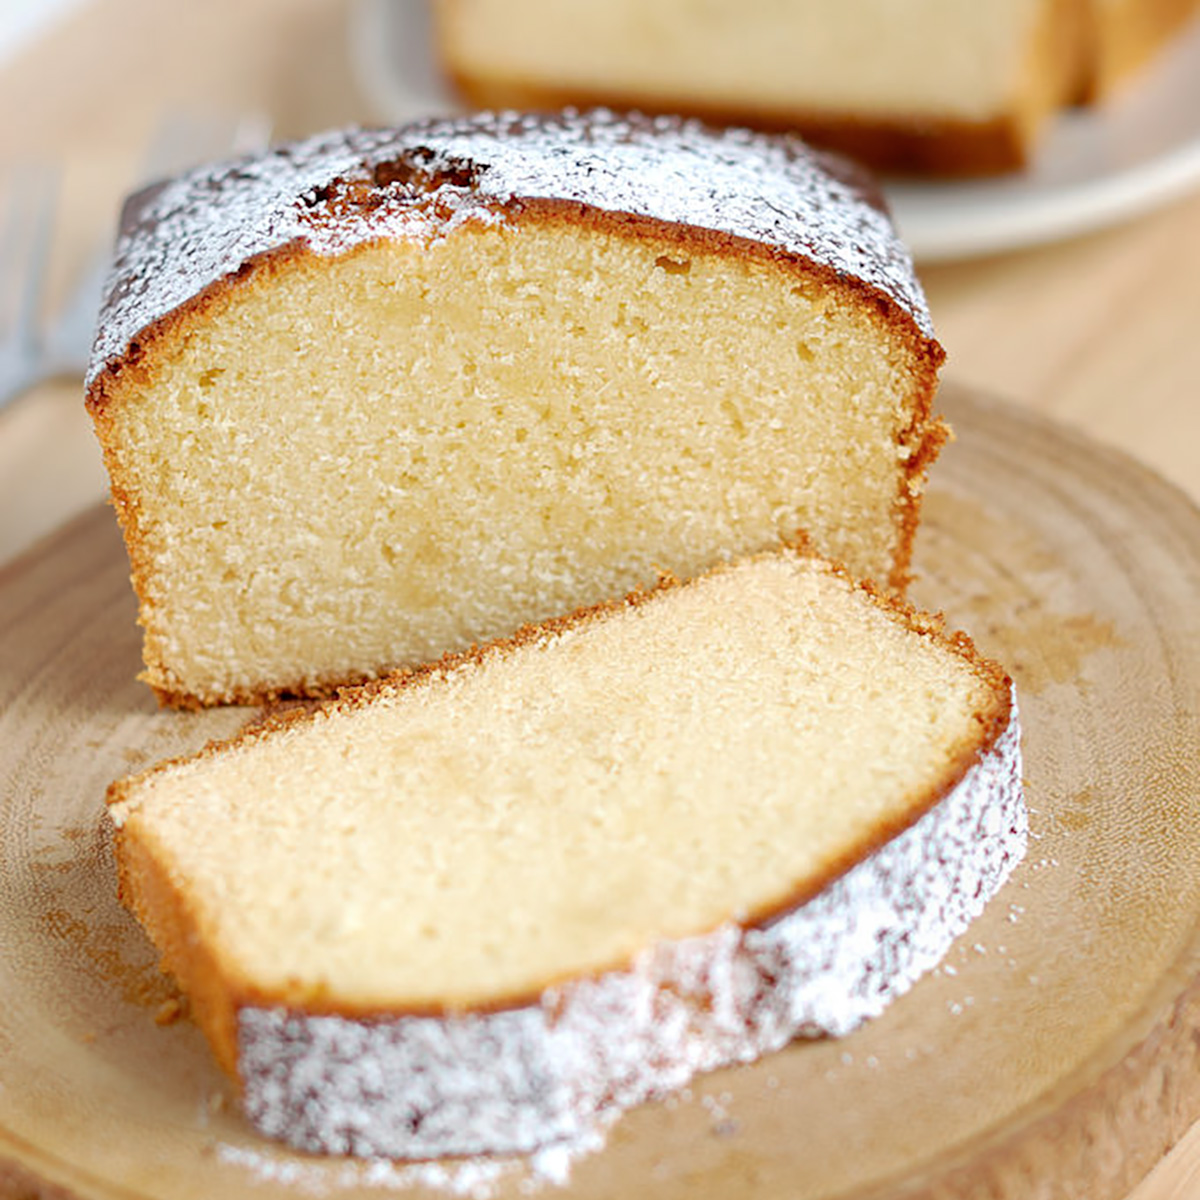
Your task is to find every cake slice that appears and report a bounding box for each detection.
[107,549,1025,1160]
[432,0,1200,175]
[432,0,1083,174]
[85,109,945,708]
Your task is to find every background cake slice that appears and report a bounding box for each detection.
[85,109,945,708]
[432,0,1200,175]
[1077,0,1200,101]
[107,549,1026,1160]
[432,0,1082,175]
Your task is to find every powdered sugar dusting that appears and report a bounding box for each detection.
[86,109,933,391]
[236,697,1024,1160]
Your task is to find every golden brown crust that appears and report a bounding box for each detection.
[88,198,944,709]
[108,546,1013,1029]
[110,811,245,1078]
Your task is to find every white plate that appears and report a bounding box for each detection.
[349,0,458,124]
[888,15,1200,261]
[349,0,1200,262]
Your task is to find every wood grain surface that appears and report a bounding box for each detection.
[2,384,1200,1199]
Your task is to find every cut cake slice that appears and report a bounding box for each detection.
[432,0,1082,174]
[107,549,1026,1160]
[432,0,1200,174]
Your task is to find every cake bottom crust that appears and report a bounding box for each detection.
[236,705,1025,1160]
[449,77,1040,176]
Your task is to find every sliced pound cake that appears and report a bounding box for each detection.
[1079,0,1200,100]
[433,0,1082,174]
[85,109,945,708]
[107,549,1026,1160]
[433,0,1200,175]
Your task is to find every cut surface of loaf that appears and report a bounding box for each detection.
[432,0,1081,174]
[107,550,1026,1159]
[85,110,945,708]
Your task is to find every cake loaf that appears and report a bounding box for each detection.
[433,0,1200,175]
[85,109,945,708]
[107,549,1026,1160]
[432,0,1082,175]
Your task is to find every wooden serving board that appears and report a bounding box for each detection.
[2,383,1200,1200]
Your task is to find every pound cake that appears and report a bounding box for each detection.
[85,109,945,708]
[107,549,1026,1160]
[432,0,1082,174]
[433,0,1200,174]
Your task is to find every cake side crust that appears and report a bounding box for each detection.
[112,814,248,1078]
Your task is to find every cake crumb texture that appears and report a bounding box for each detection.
[86,111,945,707]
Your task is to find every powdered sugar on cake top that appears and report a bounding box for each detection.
[237,698,1025,1160]
[86,109,935,390]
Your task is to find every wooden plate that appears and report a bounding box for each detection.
[3,383,1200,1200]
